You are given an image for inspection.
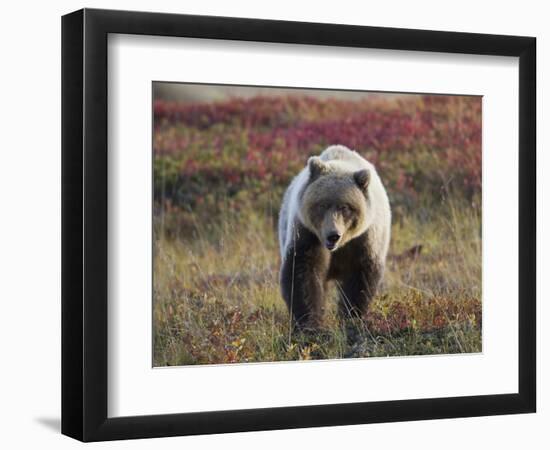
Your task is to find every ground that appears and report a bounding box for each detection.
[152,92,482,366]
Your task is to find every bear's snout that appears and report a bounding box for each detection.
[325,232,341,250]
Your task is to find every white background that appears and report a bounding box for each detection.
[109,35,518,417]
[0,0,547,448]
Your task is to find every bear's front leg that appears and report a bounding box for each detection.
[280,225,329,329]
[338,263,382,320]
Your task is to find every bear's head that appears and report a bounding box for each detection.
[300,156,372,252]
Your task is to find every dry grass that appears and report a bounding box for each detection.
[153,194,482,366]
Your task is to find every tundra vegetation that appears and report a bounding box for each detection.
[153,92,482,366]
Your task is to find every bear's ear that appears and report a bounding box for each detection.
[354,169,370,191]
[308,156,328,181]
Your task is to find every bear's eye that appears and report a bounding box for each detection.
[339,204,351,213]
[312,203,326,219]
[314,203,326,212]
[339,204,356,219]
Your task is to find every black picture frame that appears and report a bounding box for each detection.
[61,8,536,442]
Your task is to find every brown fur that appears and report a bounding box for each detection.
[280,169,382,328]
[300,173,369,250]
[280,223,382,328]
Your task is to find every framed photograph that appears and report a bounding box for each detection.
[61,8,536,442]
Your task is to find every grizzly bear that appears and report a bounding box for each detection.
[278,145,391,328]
